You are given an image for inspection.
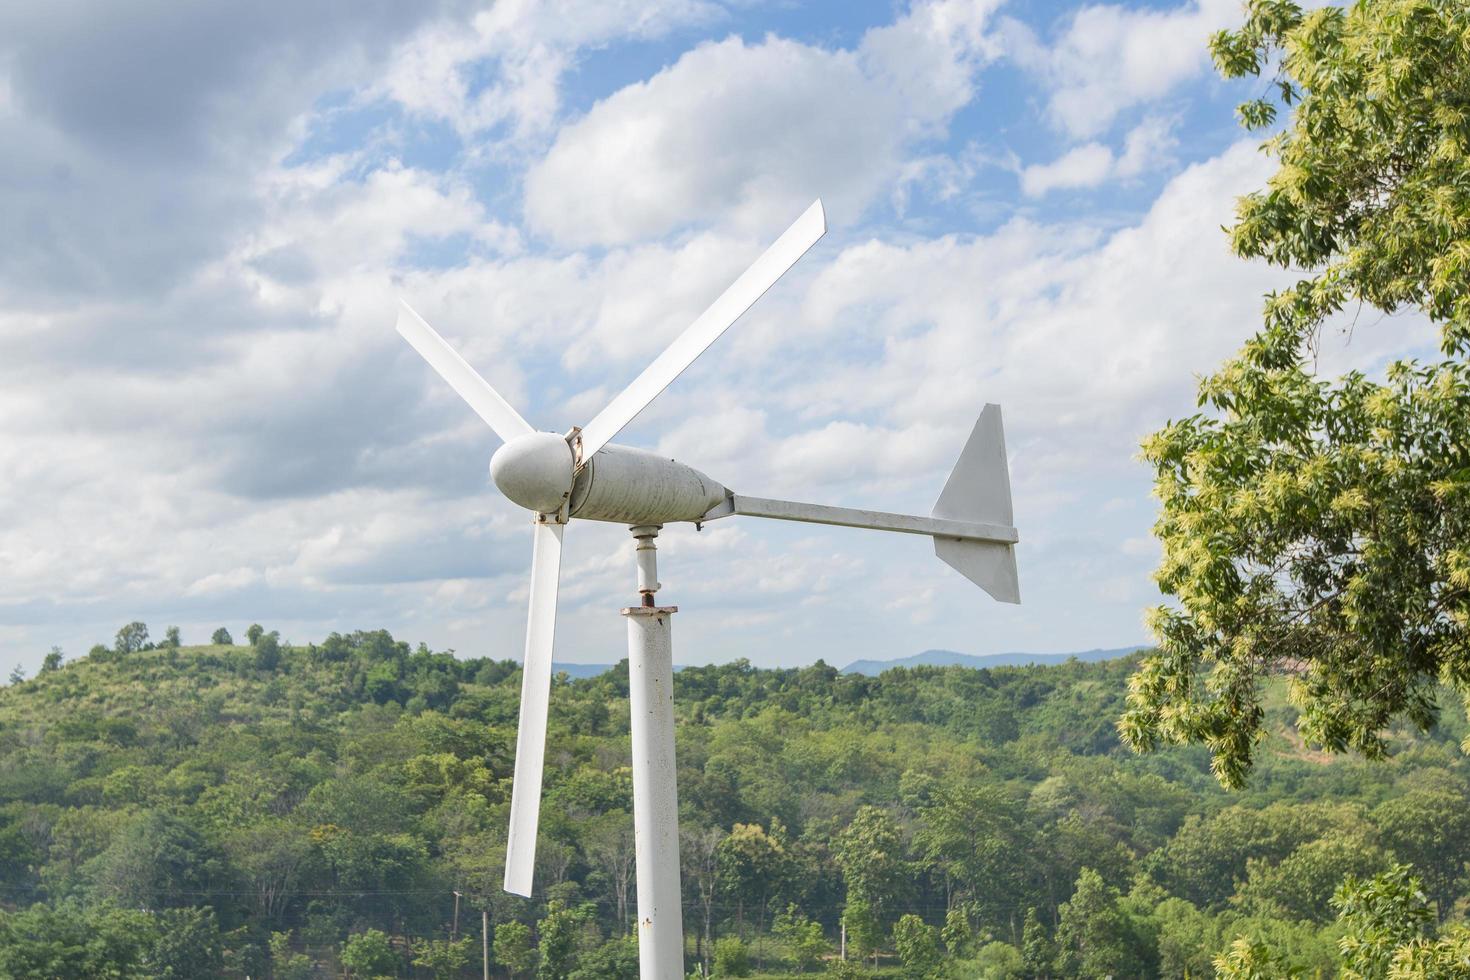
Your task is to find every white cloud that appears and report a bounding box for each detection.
[523,0,1002,247]
[1020,143,1115,196]
[1008,0,1241,139]
[1116,114,1179,175]
[1019,116,1177,196]
[376,0,725,142]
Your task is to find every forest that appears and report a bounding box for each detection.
[2,625,1469,978]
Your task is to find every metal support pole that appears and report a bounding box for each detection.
[623,525,685,980]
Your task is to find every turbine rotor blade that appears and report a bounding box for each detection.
[503,519,564,897]
[396,299,534,444]
[577,200,826,459]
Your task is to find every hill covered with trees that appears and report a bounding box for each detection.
[2,627,1470,978]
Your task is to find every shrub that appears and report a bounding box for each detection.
[713,937,750,977]
[341,929,397,978]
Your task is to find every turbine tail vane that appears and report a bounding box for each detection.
[932,405,1019,603]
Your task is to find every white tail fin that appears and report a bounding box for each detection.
[932,405,1020,603]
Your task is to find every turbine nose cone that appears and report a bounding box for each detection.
[490,432,575,515]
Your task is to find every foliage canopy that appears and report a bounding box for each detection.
[1124,0,1470,787]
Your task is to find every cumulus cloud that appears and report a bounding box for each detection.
[523,0,1003,247]
[375,0,724,142]
[0,1,477,307]
[1020,143,1116,197]
[1006,0,1240,139]
[1019,116,1177,196]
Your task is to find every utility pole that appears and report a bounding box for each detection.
[483,908,490,980]
[453,890,462,942]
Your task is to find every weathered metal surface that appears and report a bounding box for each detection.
[632,524,662,604]
[570,445,726,526]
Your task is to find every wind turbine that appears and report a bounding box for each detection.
[395,199,1019,980]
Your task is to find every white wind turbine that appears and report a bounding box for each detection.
[395,200,1019,980]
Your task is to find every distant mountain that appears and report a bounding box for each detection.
[840,646,1146,675]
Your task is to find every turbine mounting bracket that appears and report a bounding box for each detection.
[564,426,585,470]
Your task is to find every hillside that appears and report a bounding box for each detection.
[1,630,1468,978]
[839,646,1145,675]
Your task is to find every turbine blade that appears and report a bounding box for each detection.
[503,519,564,897]
[396,299,534,444]
[577,200,826,459]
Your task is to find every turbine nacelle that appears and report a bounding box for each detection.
[490,432,575,515]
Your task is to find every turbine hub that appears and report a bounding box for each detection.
[490,432,575,515]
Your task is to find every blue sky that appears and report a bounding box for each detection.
[0,0,1437,674]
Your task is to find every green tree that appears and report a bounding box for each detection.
[41,646,63,672]
[1334,864,1435,979]
[246,623,264,646]
[144,907,224,979]
[537,900,585,980]
[162,626,181,649]
[270,930,313,980]
[940,904,972,959]
[841,898,882,968]
[1214,936,1303,980]
[0,902,156,978]
[1153,897,1234,979]
[1020,907,1053,979]
[833,807,907,933]
[1230,864,1470,978]
[342,929,399,978]
[255,631,282,671]
[1122,0,1470,787]
[682,824,725,974]
[114,621,149,654]
[824,960,863,980]
[211,627,233,645]
[1054,868,1151,979]
[717,822,790,937]
[773,905,829,973]
[971,941,1024,980]
[88,809,222,909]
[1234,833,1391,923]
[496,921,536,980]
[1372,790,1470,921]
[413,935,474,979]
[713,936,750,978]
[892,914,940,980]
[7,665,23,685]
[912,781,1024,919]
[569,934,638,980]
[223,818,311,924]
